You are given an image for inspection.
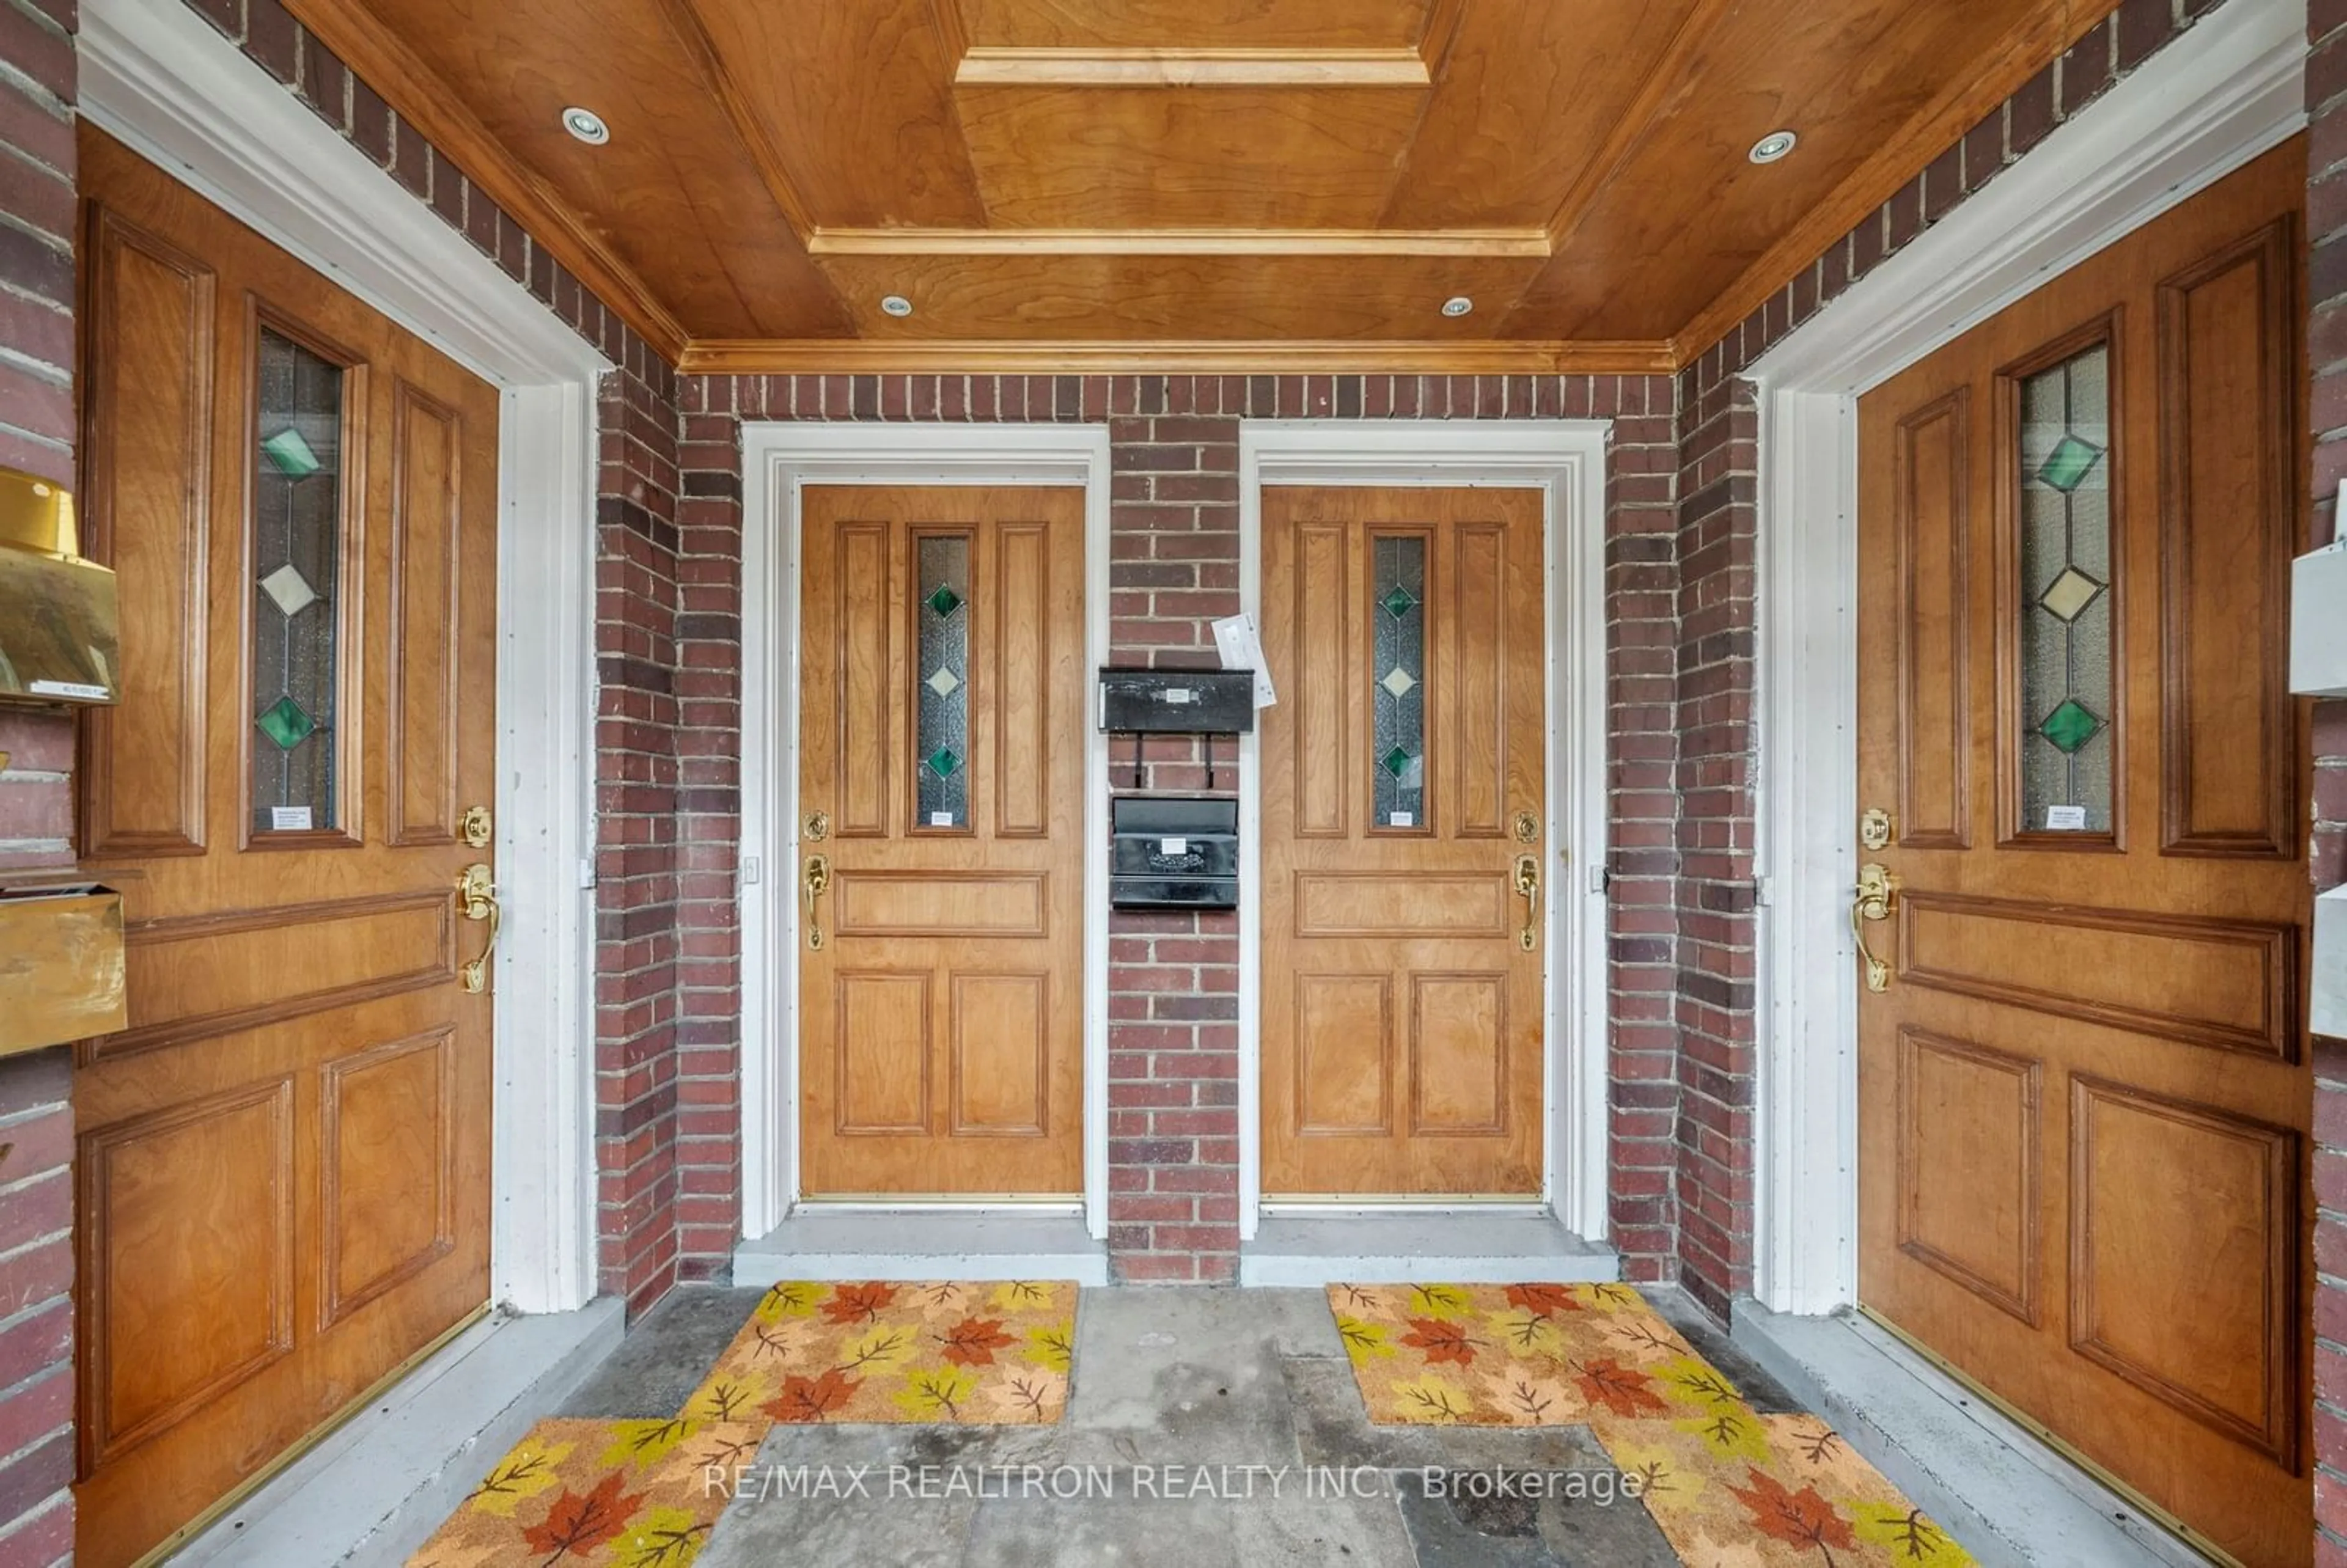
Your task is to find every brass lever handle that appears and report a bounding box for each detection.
[1513,854,1540,953]
[803,854,831,951]
[455,862,500,994]
[1851,862,1898,993]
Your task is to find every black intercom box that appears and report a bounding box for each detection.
[1110,796,1240,910]
[1095,668,1255,735]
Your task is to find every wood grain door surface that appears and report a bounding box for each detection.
[795,485,1087,1197]
[1854,141,2313,1568]
[1260,486,1547,1198]
[69,130,499,1568]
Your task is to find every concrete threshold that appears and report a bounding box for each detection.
[1238,1209,1621,1286]
[171,1296,625,1567]
[733,1208,1111,1286]
[1732,1299,2209,1568]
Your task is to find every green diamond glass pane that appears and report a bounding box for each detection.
[256,695,317,751]
[1379,584,1419,619]
[260,427,322,478]
[2038,698,2104,756]
[925,746,962,779]
[924,584,964,618]
[1381,746,1414,779]
[2036,434,2104,493]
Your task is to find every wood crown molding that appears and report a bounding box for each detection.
[806,228,1551,257]
[953,47,1431,87]
[1670,0,2125,359]
[678,338,1678,375]
[279,0,689,362]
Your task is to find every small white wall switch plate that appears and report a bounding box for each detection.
[2292,542,2347,697]
[2317,884,2347,1041]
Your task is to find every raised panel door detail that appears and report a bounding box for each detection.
[834,972,932,1135]
[835,521,893,838]
[832,870,1048,937]
[1895,1029,2040,1324]
[2070,1077,2297,1464]
[80,1079,296,1465]
[1894,389,1970,849]
[80,207,215,860]
[386,381,465,846]
[1898,892,2293,1061]
[950,973,1049,1137]
[1291,871,1508,939]
[1451,522,1508,838]
[1409,973,1506,1137]
[993,522,1049,838]
[320,1029,457,1327]
[1291,522,1350,838]
[1294,975,1392,1137]
[2157,219,2299,859]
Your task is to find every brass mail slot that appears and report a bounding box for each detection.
[0,465,119,707]
[0,882,129,1053]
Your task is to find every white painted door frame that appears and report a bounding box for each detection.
[736,423,1115,1241]
[78,0,606,1313]
[1744,0,2307,1314]
[1236,421,1614,1241]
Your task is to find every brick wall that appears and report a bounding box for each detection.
[0,0,78,1562]
[669,371,1677,1284]
[1667,0,2225,1313]
[2306,3,2347,1561]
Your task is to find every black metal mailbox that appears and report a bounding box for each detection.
[1096,668,1255,735]
[1110,796,1239,910]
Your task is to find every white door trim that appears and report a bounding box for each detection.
[1744,0,2307,1315]
[78,0,607,1313]
[1236,420,1613,1241]
[737,422,1115,1240]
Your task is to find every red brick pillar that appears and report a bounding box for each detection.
[0,0,79,1561]
[1103,382,1243,1282]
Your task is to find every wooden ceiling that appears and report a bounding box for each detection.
[291,0,2121,368]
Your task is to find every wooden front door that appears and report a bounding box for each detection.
[1260,486,1547,1198]
[69,131,500,1568]
[795,485,1086,1197]
[1855,141,2312,1568]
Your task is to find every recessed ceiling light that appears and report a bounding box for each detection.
[881,295,914,318]
[1441,296,1474,318]
[561,106,610,145]
[1749,130,1799,165]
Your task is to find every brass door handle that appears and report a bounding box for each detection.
[455,862,500,994]
[1513,854,1540,952]
[1852,862,1898,993]
[803,854,831,951]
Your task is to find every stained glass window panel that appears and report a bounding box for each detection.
[2018,343,2115,833]
[250,326,344,834]
[1372,534,1427,828]
[916,533,972,828]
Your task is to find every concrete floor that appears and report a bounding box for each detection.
[558,1284,1805,1567]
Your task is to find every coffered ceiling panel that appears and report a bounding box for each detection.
[316,0,2124,360]
[955,0,1437,49]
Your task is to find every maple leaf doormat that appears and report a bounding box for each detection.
[1328,1282,1976,1567]
[405,1417,762,1568]
[680,1280,1079,1427]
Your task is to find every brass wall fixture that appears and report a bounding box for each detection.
[0,466,119,708]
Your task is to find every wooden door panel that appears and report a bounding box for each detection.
[385,382,467,847]
[1262,486,1546,1197]
[2157,219,2299,859]
[73,130,499,1568]
[81,1079,296,1464]
[319,1027,457,1326]
[79,207,214,860]
[1894,390,1972,849]
[1855,139,2312,1567]
[797,485,1085,1197]
[1894,1028,2041,1324]
[2070,1079,2297,1464]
